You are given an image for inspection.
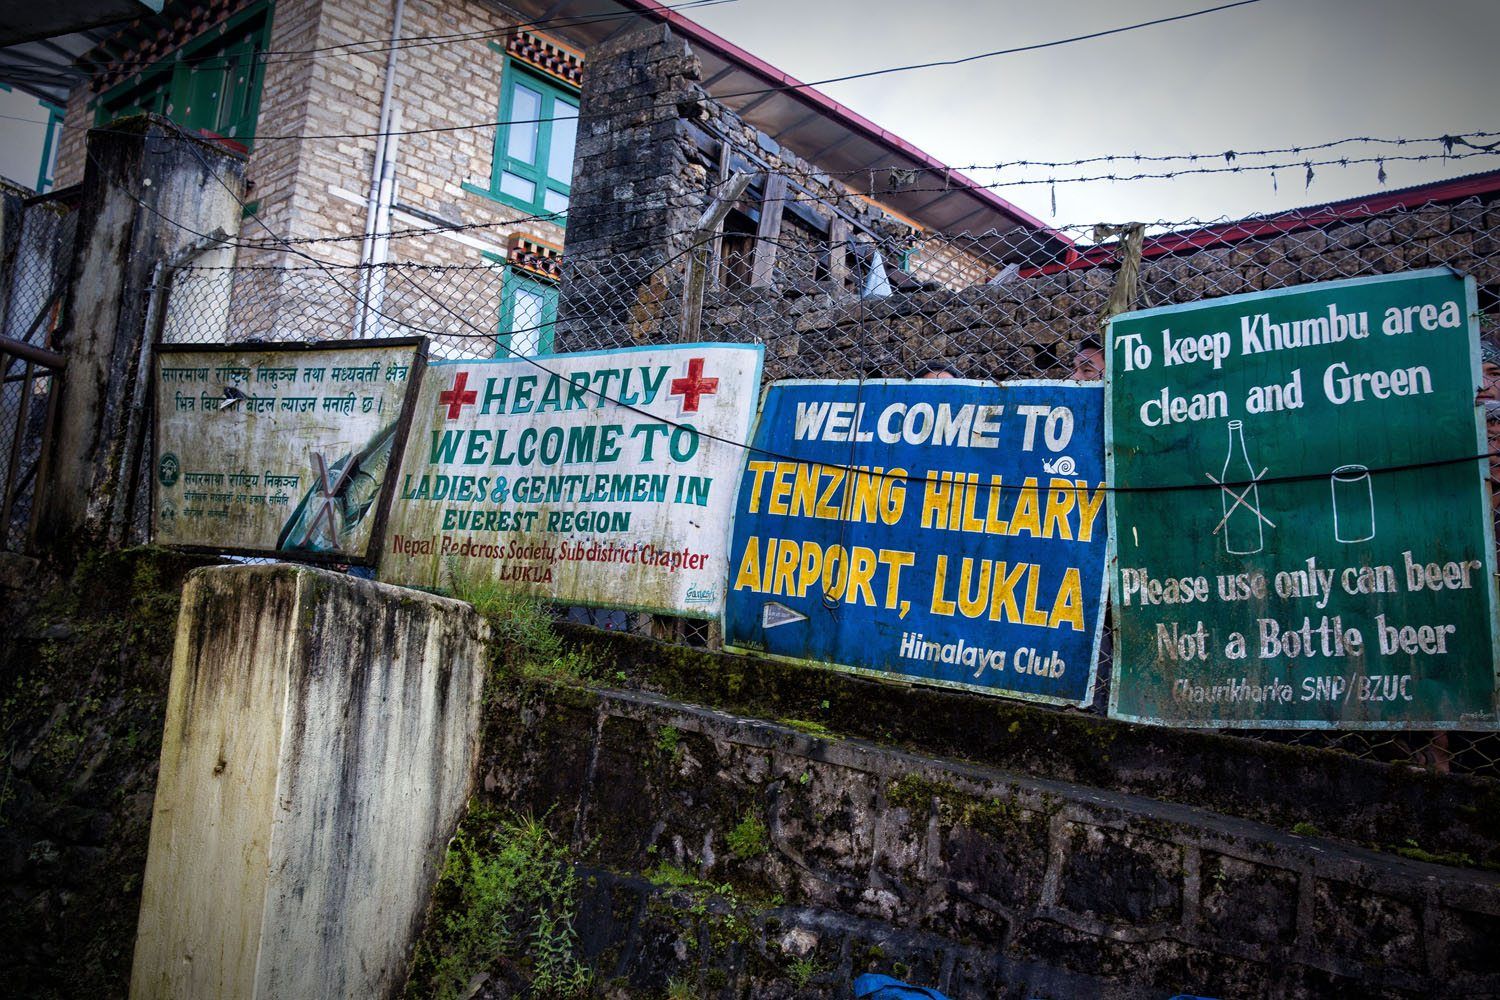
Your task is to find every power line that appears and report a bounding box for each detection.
[710,0,1263,96]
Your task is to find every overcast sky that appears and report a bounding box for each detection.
[688,0,1500,231]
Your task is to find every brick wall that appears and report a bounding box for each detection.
[54,0,579,350]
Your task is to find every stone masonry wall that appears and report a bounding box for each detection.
[553,21,704,349]
[696,196,1500,383]
[482,674,1500,998]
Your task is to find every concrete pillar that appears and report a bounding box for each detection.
[129,565,488,1000]
[38,114,244,553]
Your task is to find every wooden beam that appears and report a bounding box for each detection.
[769,110,819,141]
[682,120,834,236]
[736,92,778,116]
[750,172,787,288]
[680,172,753,343]
[827,217,850,290]
[693,170,752,234]
[708,142,733,284]
[701,66,736,88]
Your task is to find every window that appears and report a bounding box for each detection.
[38,101,62,192]
[96,4,271,150]
[465,58,578,221]
[0,84,63,192]
[494,261,558,357]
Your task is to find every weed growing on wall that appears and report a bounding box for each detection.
[725,811,768,861]
[788,956,824,988]
[455,581,597,689]
[405,806,592,1000]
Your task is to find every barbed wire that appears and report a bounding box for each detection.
[168,188,1488,272]
[196,149,1500,255]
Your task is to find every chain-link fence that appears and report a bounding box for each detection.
[0,189,76,552]
[158,191,1500,778]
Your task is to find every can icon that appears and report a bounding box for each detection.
[1330,464,1375,543]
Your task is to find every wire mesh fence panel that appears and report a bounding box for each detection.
[156,193,1500,778]
[1,196,76,349]
[0,361,59,553]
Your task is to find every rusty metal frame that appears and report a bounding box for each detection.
[0,335,65,553]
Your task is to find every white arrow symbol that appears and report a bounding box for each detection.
[762,602,808,629]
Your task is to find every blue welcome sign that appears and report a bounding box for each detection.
[723,379,1108,706]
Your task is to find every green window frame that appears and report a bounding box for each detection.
[95,2,273,150]
[38,100,63,192]
[486,253,558,357]
[463,54,578,222]
[0,83,62,193]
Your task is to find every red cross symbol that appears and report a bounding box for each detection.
[439,371,477,419]
[669,357,719,413]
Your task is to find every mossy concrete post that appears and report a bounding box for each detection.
[129,565,488,1000]
[38,114,244,554]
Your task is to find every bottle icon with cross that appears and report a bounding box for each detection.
[1220,420,1265,555]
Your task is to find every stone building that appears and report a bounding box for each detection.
[26,0,1056,356]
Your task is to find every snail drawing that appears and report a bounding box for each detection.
[1042,456,1077,475]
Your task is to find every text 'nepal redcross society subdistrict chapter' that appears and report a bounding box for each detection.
[148,269,1500,730]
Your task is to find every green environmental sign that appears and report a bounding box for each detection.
[1107,268,1499,729]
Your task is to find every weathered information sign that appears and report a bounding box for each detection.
[153,339,425,563]
[723,380,1108,706]
[1107,268,1499,729]
[379,344,763,617]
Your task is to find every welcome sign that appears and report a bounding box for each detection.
[723,379,1108,706]
[1107,269,1500,729]
[379,344,762,616]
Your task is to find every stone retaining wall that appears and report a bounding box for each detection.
[479,660,1500,998]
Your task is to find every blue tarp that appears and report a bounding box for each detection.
[852,973,951,1000]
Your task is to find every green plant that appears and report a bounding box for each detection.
[779,718,834,739]
[458,579,562,658]
[725,812,768,861]
[645,863,756,948]
[406,806,591,1000]
[788,956,822,988]
[1290,821,1321,837]
[665,974,698,1000]
[654,722,684,761]
[454,582,596,689]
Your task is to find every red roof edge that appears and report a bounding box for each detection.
[616,0,1072,247]
[1026,168,1500,277]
